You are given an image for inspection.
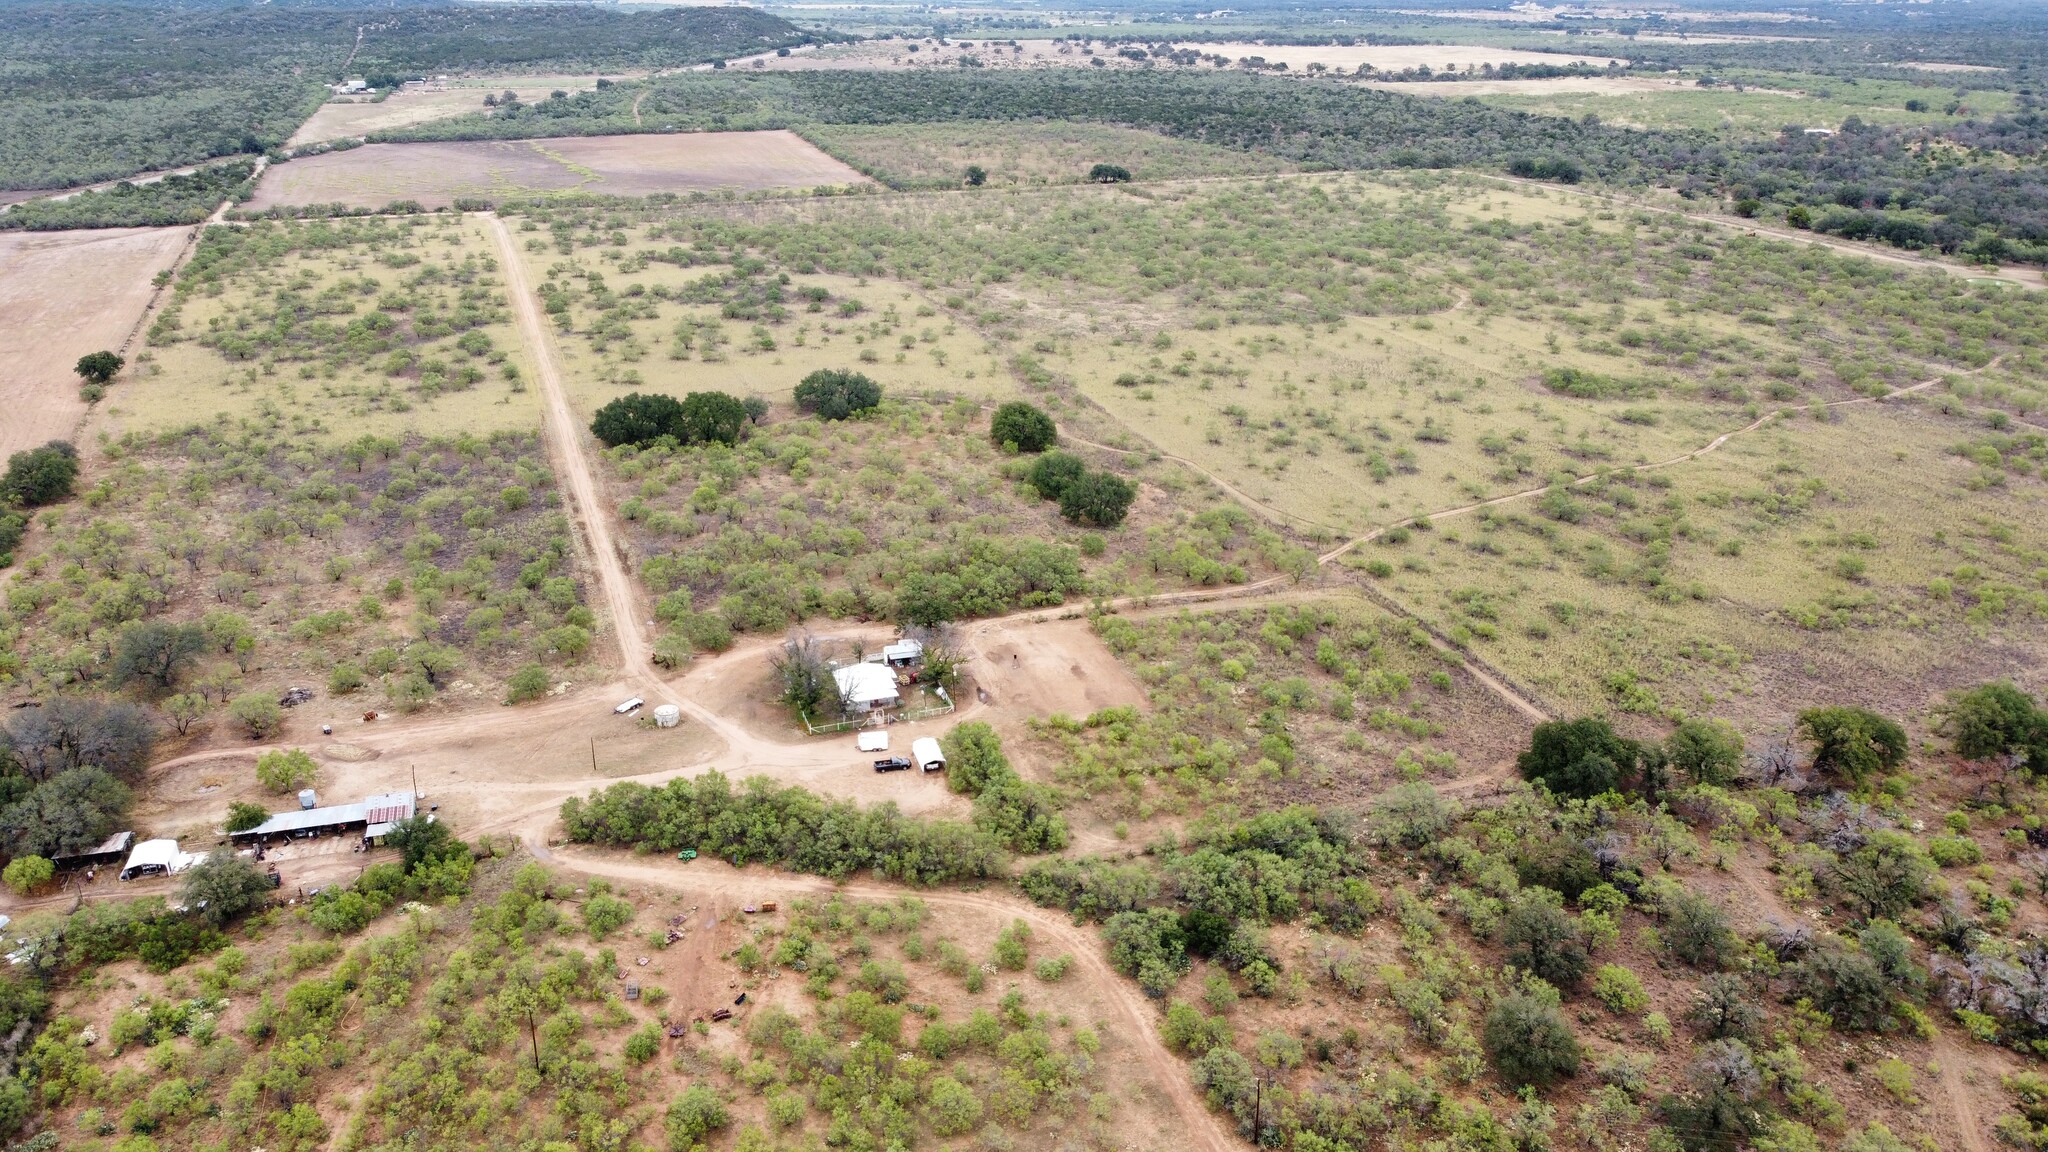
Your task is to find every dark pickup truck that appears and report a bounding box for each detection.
[873,757,912,772]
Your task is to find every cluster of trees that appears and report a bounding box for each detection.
[589,389,760,449]
[0,696,153,861]
[0,161,254,231]
[939,722,1068,852]
[1024,451,1137,528]
[0,440,75,565]
[1517,705,1907,799]
[560,770,1008,884]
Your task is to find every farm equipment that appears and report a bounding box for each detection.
[709,1008,733,1023]
[677,849,697,861]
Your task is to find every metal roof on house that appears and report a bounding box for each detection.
[833,662,901,705]
[233,792,416,839]
[54,830,133,862]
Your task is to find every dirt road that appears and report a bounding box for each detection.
[540,845,1242,1152]
[490,215,660,689]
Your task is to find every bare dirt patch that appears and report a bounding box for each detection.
[1183,40,1622,72]
[967,615,1149,723]
[248,131,867,211]
[0,226,189,459]
[1364,75,1742,97]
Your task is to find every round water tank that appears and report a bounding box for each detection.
[653,704,682,728]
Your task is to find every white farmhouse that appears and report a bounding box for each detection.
[833,663,901,713]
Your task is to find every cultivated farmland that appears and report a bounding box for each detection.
[246,131,867,211]
[0,226,189,458]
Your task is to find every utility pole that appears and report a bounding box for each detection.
[590,736,597,774]
[410,762,419,800]
[1254,1077,1263,1147]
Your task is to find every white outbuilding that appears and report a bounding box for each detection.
[119,839,202,881]
[833,663,901,713]
[653,704,682,728]
[912,737,946,773]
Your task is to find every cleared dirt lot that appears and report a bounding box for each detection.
[247,130,867,210]
[730,38,1618,74]
[1363,74,1735,96]
[0,226,189,459]
[1177,40,1623,71]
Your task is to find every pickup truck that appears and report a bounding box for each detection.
[873,757,912,772]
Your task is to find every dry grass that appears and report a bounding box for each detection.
[111,214,543,441]
[248,132,866,211]
[0,226,190,458]
[805,121,1297,189]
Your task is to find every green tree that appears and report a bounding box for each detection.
[666,1085,729,1149]
[254,748,317,793]
[1501,898,1590,988]
[963,165,987,188]
[2,855,53,895]
[0,768,130,858]
[227,692,282,739]
[1831,830,1932,921]
[506,663,550,704]
[1089,163,1132,183]
[1058,470,1137,528]
[225,800,269,834]
[990,401,1057,453]
[1938,681,2046,767]
[1667,717,1744,785]
[164,692,207,735]
[387,814,467,872]
[1517,717,1642,799]
[1483,992,1581,1088]
[407,641,462,686]
[590,391,686,447]
[792,369,882,420]
[74,350,124,385]
[178,849,274,927]
[111,620,208,694]
[939,721,1010,796]
[1664,891,1737,969]
[1,441,79,508]
[582,890,634,939]
[925,1074,984,1135]
[677,390,749,446]
[1797,706,1907,786]
[1025,451,1086,500]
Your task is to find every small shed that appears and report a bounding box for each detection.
[653,704,682,728]
[120,839,199,881]
[833,663,901,713]
[880,638,924,667]
[53,830,133,873]
[912,737,946,773]
[363,792,418,841]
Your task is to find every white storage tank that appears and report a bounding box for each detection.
[652,704,682,729]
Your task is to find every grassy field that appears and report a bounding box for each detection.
[509,165,2048,714]
[1471,68,2019,134]
[803,121,1297,189]
[117,213,543,440]
[0,417,597,710]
